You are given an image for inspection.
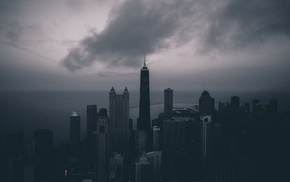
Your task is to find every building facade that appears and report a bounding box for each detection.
[70,111,80,156]
[199,90,215,116]
[109,87,130,155]
[87,105,97,139]
[164,88,173,119]
[138,62,152,151]
[96,108,110,182]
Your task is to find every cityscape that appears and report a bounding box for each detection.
[1,0,290,182]
[1,62,290,182]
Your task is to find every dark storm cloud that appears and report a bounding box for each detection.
[61,0,290,71]
[206,0,290,49]
[61,0,196,71]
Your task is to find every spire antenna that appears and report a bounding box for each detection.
[143,55,146,67]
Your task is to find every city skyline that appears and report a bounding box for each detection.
[1,0,290,92]
[1,77,290,181]
[1,1,290,179]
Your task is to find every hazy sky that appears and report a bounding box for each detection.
[1,0,290,91]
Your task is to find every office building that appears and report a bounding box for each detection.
[231,96,240,111]
[33,129,53,159]
[241,103,250,114]
[135,153,152,182]
[87,105,97,139]
[152,126,160,151]
[6,129,24,159]
[199,91,214,116]
[135,130,147,156]
[145,151,162,182]
[70,111,80,156]
[163,118,186,152]
[252,99,260,116]
[200,115,213,170]
[109,87,130,155]
[164,88,173,119]
[86,105,98,168]
[138,60,152,151]
[212,165,235,182]
[109,153,124,182]
[96,108,110,182]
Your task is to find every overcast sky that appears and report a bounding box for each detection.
[0,0,290,92]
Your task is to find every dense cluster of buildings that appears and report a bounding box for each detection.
[1,61,289,182]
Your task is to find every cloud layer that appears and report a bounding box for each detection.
[206,0,290,49]
[61,0,197,71]
[61,0,290,71]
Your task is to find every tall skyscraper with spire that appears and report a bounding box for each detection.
[138,58,152,151]
[138,59,151,131]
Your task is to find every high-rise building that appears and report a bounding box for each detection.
[164,88,173,119]
[6,129,24,159]
[109,153,124,182]
[109,87,130,155]
[163,118,186,153]
[33,129,53,159]
[70,111,80,156]
[135,130,147,157]
[252,99,260,116]
[200,115,213,171]
[135,153,153,182]
[241,103,250,114]
[87,105,97,139]
[96,108,110,182]
[138,61,152,151]
[199,90,214,116]
[145,151,162,182]
[86,105,98,169]
[231,96,240,111]
[212,165,235,182]
[152,126,160,151]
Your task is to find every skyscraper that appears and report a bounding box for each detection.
[145,151,162,182]
[230,96,240,111]
[135,153,153,182]
[200,116,213,171]
[87,105,97,139]
[109,87,130,155]
[86,105,98,169]
[33,129,53,159]
[109,153,124,182]
[199,90,214,116]
[164,88,173,119]
[70,111,80,156]
[96,108,110,182]
[6,129,24,159]
[252,99,260,116]
[163,118,186,152]
[138,61,152,151]
[152,126,160,151]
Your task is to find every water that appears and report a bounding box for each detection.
[0,90,289,146]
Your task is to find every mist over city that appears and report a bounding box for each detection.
[1,0,290,182]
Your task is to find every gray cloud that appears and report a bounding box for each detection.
[3,21,23,45]
[206,0,290,49]
[66,0,85,13]
[61,0,290,72]
[61,0,196,71]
